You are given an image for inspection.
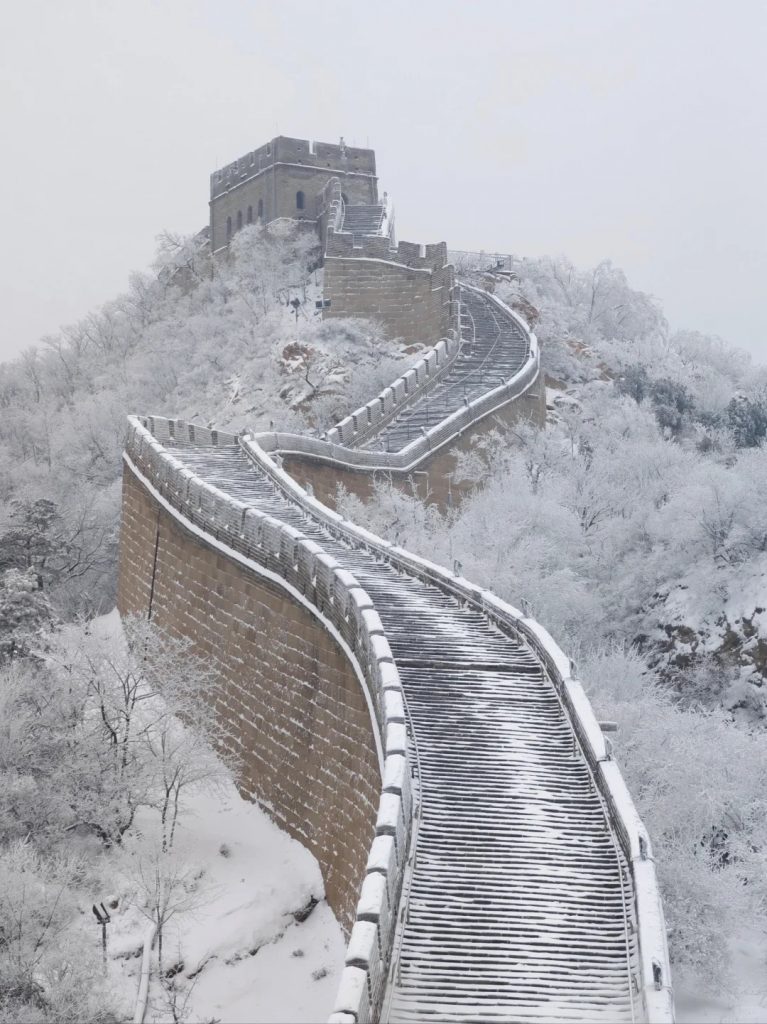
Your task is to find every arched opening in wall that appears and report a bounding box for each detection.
[296,190,305,211]
[258,199,264,220]
[237,210,243,231]
[226,216,232,241]
[247,205,253,224]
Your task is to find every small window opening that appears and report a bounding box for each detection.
[296,190,305,211]
[237,210,243,231]
[247,205,253,224]
[258,199,264,219]
[226,216,232,240]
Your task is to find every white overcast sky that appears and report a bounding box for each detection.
[1,0,765,363]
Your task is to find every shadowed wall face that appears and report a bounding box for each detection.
[117,465,379,932]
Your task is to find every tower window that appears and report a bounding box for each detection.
[247,205,253,224]
[226,216,232,240]
[237,210,243,231]
[258,199,264,219]
[296,190,305,211]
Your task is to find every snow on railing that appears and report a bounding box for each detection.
[279,283,535,467]
[259,344,539,475]
[331,327,463,449]
[381,191,395,243]
[236,427,674,1024]
[123,416,417,1024]
[316,178,346,241]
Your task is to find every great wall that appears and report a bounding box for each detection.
[117,137,675,1022]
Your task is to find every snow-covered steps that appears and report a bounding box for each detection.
[360,286,530,453]
[341,203,386,239]
[159,439,643,1023]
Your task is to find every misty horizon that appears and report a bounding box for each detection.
[1,0,766,366]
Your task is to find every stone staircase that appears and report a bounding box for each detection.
[342,203,386,239]
[166,436,639,1023]
[361,287,529,452]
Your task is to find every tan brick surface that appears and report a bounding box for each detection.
[117,468,379,933]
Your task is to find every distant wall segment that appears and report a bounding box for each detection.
[209,136,378,252]
[282,376,547,511]
[118,458,381,931]
[323,232,460,347]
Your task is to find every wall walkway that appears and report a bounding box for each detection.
[119,279,673,1023]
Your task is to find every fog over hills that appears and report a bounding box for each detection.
[1,0,766,362]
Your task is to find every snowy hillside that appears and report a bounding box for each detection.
[335,255,767,1000]
[0,224,420,614]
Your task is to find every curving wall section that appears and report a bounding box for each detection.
[118,452,383,930]
[118,276,674,1022]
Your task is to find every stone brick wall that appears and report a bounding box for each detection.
[283,372,547,512]
[210,136,378,252]
[118,464,380,932]
[323,233,459,346]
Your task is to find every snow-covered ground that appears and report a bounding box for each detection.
[114,787,345,1024]
[69,612,345,1024]
[676,927,767,1023]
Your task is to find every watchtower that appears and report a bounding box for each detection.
[209,136,378,253]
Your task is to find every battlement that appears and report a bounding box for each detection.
[209,136,379,252]
[210,135,377,201]
[326,230,448,274]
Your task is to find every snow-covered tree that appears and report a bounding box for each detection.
[0,568,55,662]
[0,840,116,1022]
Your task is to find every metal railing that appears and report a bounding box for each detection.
[448,249,515,275]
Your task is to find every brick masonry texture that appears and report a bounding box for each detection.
[209,135,378,252]
[322,233,459,347]
[324,259,443,345]
[283,376,547,511]
[117,466,379,933]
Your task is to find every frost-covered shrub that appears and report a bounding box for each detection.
[0,568,55,661]
[0,841,118,1023]
[580,646,767,990]
[0,224,412,616]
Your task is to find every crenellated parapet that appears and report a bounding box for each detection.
[119,417,413,942]
[323,230,460,347]
[210,137,377,201]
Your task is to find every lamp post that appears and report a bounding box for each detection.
[92,902,111,969]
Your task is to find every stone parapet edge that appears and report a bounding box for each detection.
[259,355,540,474]
[124,419,414,1021]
